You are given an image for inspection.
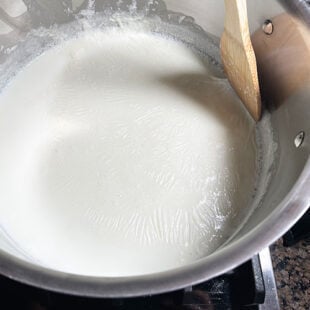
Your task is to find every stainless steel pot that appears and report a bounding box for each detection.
[0,0,309,297]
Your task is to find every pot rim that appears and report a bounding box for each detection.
[0,158,309,298]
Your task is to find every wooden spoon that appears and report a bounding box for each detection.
[220,0,261,121]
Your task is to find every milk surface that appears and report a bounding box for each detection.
[0,29,256,276]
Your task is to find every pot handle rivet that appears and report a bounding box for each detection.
[262,19,274,35]
[294,131,305,148]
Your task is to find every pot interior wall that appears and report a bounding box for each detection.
[231,88,310,241]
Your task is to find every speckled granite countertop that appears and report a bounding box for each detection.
[270,239,310,310]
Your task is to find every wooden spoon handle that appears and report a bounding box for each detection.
[223,0,249,41]
[221,0,261,121]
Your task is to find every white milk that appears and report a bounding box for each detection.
[0,28,257,276]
